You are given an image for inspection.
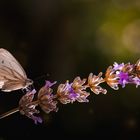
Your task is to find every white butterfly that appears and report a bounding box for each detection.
[0,48,33,92]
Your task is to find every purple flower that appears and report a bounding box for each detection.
[38,81,58,113]
[57,77,90,104]
[113,62,124,71]
[19,89,42,124]
[72,77,89,102]
[31,116,42,124]
[118,72,130,88]
[45,80,57,88]
[57,81,79,104]
[68,86,79,101]
[69,92,79,100]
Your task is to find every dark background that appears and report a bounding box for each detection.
[0,0,140,139]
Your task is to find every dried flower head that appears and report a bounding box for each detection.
[105,66,119,90]
[57,77,90,104]
[87,72,107,94]
[72,77,90,103]
[19,89,42,124]
[57,81,72,104]
[38,81,58,113]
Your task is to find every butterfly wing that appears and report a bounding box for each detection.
[0,48,27,78]
[0,48,30,92]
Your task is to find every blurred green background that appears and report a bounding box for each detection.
[0,0,140,139]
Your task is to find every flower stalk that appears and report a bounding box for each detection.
[0,107,19,119]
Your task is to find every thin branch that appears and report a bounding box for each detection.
[0,107,19,119]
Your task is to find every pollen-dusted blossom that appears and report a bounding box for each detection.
[19,89,42,124]
[57,77,90,104]
[87,72,107,94]
[38,81,58,114]
[105,66,119,90]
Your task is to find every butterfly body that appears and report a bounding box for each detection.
[0,48,33,92]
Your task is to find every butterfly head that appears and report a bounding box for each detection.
[26,78,33,87]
